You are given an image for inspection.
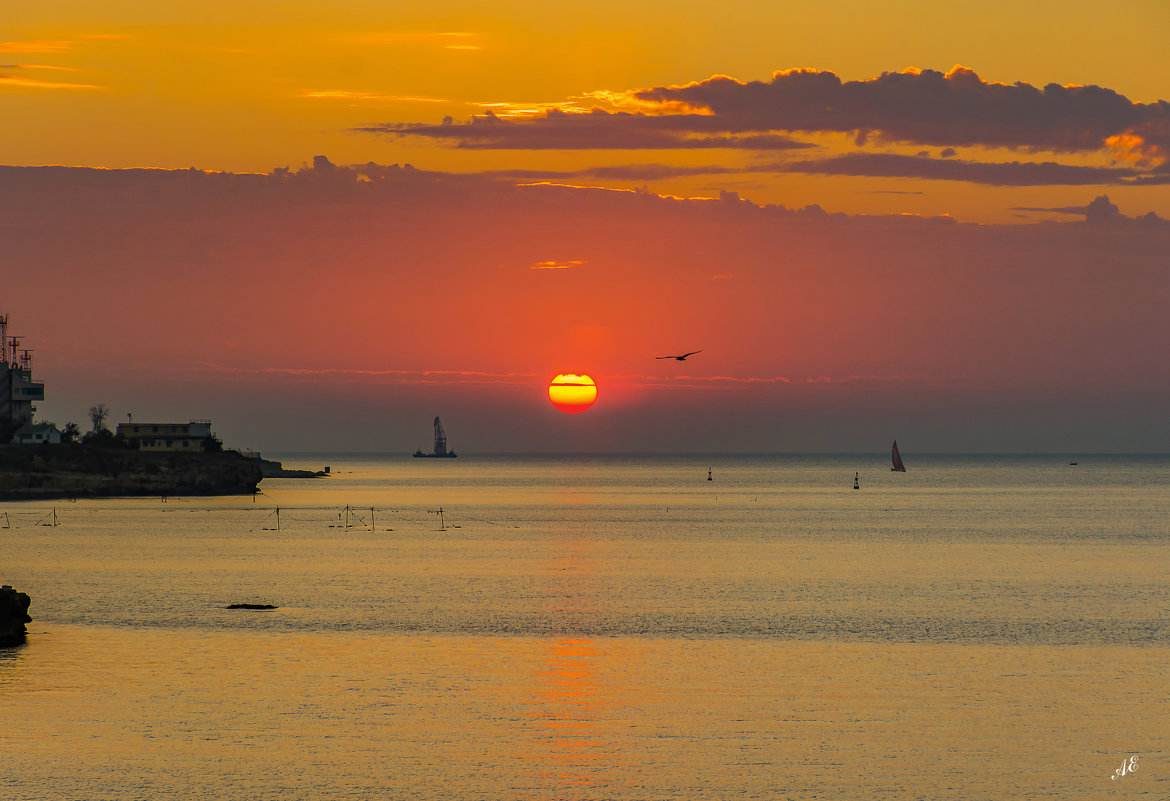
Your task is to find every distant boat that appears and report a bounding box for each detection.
[891,440,906,472]
[413,416,457,458]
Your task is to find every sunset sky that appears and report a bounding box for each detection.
[3,0,1169,452]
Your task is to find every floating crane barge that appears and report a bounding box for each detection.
[413,416,457,458]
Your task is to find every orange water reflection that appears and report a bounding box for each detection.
[519,636,619,797]
[516,532,621,798]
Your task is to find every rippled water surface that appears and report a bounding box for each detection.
[3,453,1168,799]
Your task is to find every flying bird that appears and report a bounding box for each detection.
[656,350,702,361]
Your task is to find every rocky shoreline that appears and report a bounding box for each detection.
[0,445,265,500]
[254,457,329,479]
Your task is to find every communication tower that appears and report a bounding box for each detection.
[0,315,46,442]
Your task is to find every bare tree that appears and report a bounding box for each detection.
[88,404,109,434]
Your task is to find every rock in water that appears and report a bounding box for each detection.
[0,585,32,646]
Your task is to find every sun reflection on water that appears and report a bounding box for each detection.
[520,636,619,798]
[515,528,622,798]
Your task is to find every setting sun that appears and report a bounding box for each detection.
[548,374,598,414]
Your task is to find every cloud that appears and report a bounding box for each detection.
[300,90,448,103]
[358,108,814,151]
[0,40,72,54]
[346,31,485,52]
[482,162,749,182]
[180,364,542,386]
[1014,195,1169,227]
[779,152,1141,186]
[530,260,585,270]
[629,66,1170,157]
[623,373,925,388]
[368,66,1170,170]
[0,63,79,72]
[0,75,101,90]
[162,361,921,392]
[0,55,98,90]
[467,152,1141,188]
[351,31,478,43]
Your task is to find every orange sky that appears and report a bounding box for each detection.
[3,1,1169,451]
[5,0,1170,221]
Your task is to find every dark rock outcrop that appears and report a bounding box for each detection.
[0,585,32,647]
[0,445,264,500]
[253,457,328,478]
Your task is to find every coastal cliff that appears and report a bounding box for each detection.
[0,585,32,647]
[0,445,263,500]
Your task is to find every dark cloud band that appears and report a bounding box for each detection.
[364,67,1170,164]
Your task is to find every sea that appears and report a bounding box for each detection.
[2,453,1168,800]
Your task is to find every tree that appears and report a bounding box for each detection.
[62,422,81,443]
[88,404,109,434]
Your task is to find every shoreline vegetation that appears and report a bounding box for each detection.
[0,444,303,501]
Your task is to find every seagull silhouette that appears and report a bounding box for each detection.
[656,350,702,361]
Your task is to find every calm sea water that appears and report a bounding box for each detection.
[2,453,1168,800]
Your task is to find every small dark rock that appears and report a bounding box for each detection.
[226,603,278,610]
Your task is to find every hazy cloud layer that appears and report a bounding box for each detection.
[3,161,1168,451]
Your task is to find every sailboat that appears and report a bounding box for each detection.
[891,440,906,472]
[413,417,457,458]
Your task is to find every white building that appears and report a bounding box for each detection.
[115,420,219,451]
[14,422,61,445]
